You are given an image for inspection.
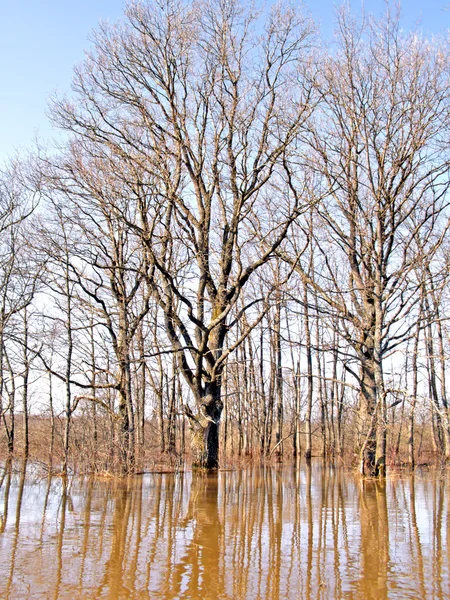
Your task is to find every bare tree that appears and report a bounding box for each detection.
[37,159,153,471]
[283,7,450,476]
[0,162,39,456]
[48,0,318,468]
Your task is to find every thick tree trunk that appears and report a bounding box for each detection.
[359,358,378,477]
[186,382,224,469]
[360,379,386,477]
[116,341,135,473]
[117,368,135,473]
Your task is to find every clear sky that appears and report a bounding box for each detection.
[0,0,449,164]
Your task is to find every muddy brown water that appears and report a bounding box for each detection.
[0,461,449,599]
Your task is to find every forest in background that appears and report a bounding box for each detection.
[0,0,450,477]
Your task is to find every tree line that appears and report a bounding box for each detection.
[0,0,449,476]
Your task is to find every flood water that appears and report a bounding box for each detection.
[0,462,449,599]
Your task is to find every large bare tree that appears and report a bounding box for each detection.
[49,0,318,468]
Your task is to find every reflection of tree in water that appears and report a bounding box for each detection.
[431,476,445,600]
[94,479,134,597]
[0,466,450,598]
[358,480,390,600]
[406,475,426,599]
[0,458,12,534]
[4,459,27,599]
[168,473,223,599]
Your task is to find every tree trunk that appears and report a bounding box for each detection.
[22,308,30,458]
[304,283,313,462]
[48,370,55,464]
[167,356,177,456]
[117,356,135,472]
[186,382,224,469]
[62,294,73,476]
[274,295,284,462]
[314,296,326,459]
[4,346,15,456]
[359,357,378,477]
[424,310,445,456]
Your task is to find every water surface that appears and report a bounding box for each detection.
[0,462,449,599]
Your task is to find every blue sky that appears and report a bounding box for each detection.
[0,0,449,164]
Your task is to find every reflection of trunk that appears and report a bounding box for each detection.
[185,382,223,469]
[267,470,283,596]
[433,478,444,598]
[78,478,94,589]
[0,459,12,534]
[96,480,132,597]
[409,476,426,598]
[184,473,221,598]
[165,472,221,599]
[5,459,27,599]
[305,462,313,598]
[359,480,389,600]
[54,476,68,600]
[304,284,313,461]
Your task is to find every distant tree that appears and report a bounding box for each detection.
[283,7,450,476]
[0,161,39,456]
[37,160,153,472]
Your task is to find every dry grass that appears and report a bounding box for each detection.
[0,414,445,475]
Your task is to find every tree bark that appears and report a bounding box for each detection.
[185,382,224,469]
